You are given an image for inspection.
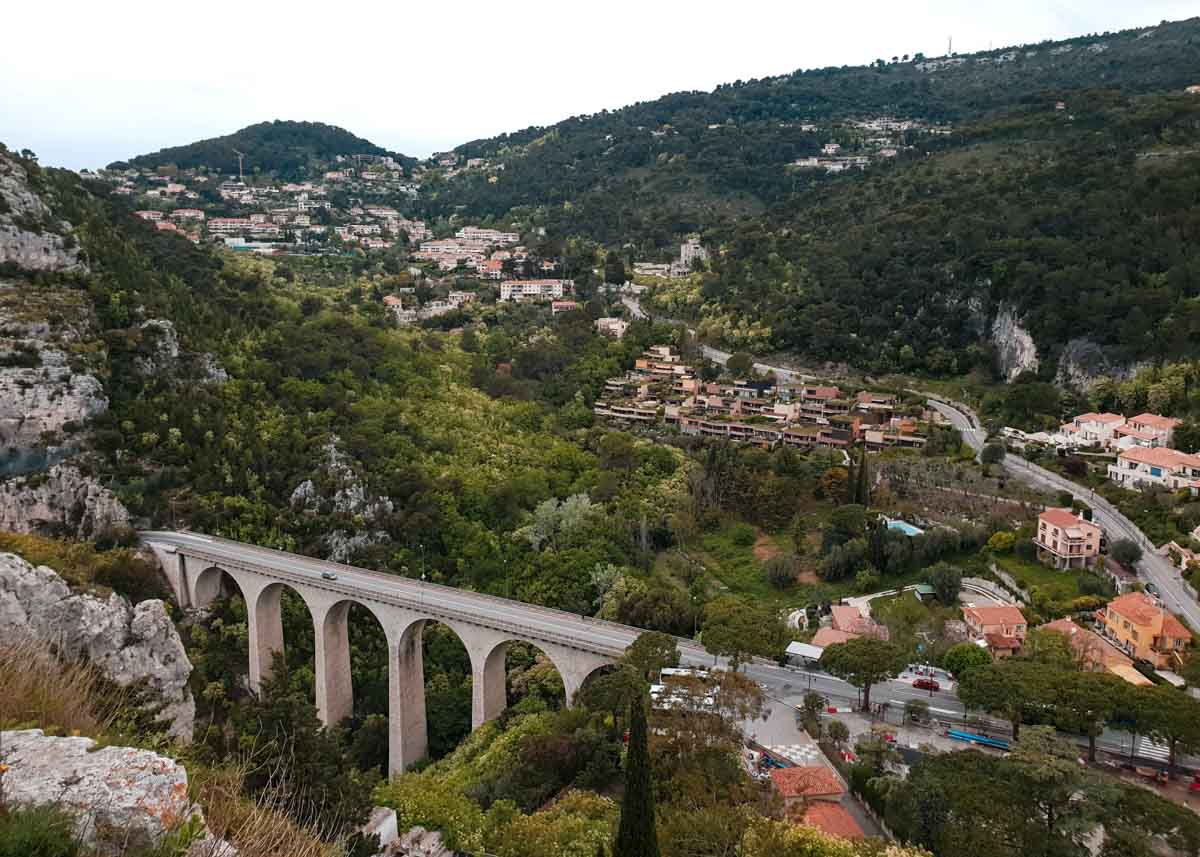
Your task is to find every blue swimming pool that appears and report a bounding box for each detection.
[887,519,924,536]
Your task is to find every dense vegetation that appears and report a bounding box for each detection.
[426,19,1200,233]
[109,120,413,178]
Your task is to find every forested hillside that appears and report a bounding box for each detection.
[109,120,413,178]
[647,90,1200,376]
[421,18,1200,239]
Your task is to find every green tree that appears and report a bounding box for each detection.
[1111,538,1143,566]
[764,554,795,589]
[613,697,659,857]
[981,442,1006,465]
[700,596,785,669]
[623,631,680,680]
[956,658,1055,740]
[827,718,850,746]
[819,637,905,712]
[1054,671,1127,762]
[1138,684,1200,777]
[926,562,962,604]
[941,642,990,677]
[725,352,755,376]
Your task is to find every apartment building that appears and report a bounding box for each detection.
[1058,412,1126,448]
[595,317,629,339]
[498,279,574,302]
[1115,413,1182,449]
[1107,446,1200,493]
[1099,592,1190,669]
[1035,508,1104,569]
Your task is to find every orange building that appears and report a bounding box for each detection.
[1099,593,1190,670]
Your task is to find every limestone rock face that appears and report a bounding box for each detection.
[0,729,195,856]
[0,553,194,740]
[0,464,131,540]
[991,305,1039,381]
[290,436,394,561]
[0,152,84,273]
[134,318,181,375]
[0,285,108,471]
[1054,338,1147,390]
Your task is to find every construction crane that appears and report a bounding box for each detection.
[233,149,246,182]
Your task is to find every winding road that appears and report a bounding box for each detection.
[926,398,1200,632]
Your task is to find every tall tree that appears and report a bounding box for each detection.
[819,637,905,712]
[1139,684,1200,778]
[614,697,659,857]
[1054,672,1127,763]
[956,659,1056,740]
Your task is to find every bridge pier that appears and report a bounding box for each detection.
[247,582,285,694]
[389,621,430,775]
[313,599,354,727]
[471,642,508,729]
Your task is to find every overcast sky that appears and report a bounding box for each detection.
[4,0,1197,170]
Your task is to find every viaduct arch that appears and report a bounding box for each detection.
[150,532,620,775]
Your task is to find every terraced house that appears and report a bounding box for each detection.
[1107,446,1200,493]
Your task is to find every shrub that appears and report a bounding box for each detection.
[0,805,80,857]
[981,443,1006,465]
[1110,538,1143,567]
[1014,538,1038,562]
[986,531,1016,553]
[0,640,121,736]
[763,555,795,590]
[730,523,756,547]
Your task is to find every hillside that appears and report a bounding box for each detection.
[646,89,1200,381]
[420,17,1200,239]
[109,119,414,178]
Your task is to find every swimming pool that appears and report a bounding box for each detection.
[887,519,924,536]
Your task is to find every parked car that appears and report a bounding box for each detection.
[913,678,941,692]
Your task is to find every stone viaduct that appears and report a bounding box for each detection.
[143,531,641,776]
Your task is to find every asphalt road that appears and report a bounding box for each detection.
[926,399,1200,631]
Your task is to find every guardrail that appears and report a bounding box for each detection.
[158,538,638,657]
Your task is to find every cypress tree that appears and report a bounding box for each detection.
[858,449,870,506]
[614,697,659,857]
[845,451,857,504]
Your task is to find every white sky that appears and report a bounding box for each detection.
[3,0,1198,169]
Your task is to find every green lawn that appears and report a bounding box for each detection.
[992,553,1086,603]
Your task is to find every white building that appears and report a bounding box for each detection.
[499,279,574,302]
[596,317,630,339]
[1056,412,1126,449]
[1108,446,1200,493]
[679,237,708,269]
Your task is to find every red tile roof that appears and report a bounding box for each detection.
[1118,446,1200,468]
[963,604,1026,628]
[801,802,864,840]
[1108,592,1167,627]
[984,633,1021,651]
[811,628,858,648]
[1129,413,1181,431]
[1039,507,1085,529]
[770,766,845,799]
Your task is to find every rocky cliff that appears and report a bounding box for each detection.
[292,436,393,561]
[0,284,108,474]
[0,553,194,739]
[991,305,1039,381]
[0,464,130,539]
[1053,337,1147,391]
[0,729,196,856]
[0,152,83,273]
